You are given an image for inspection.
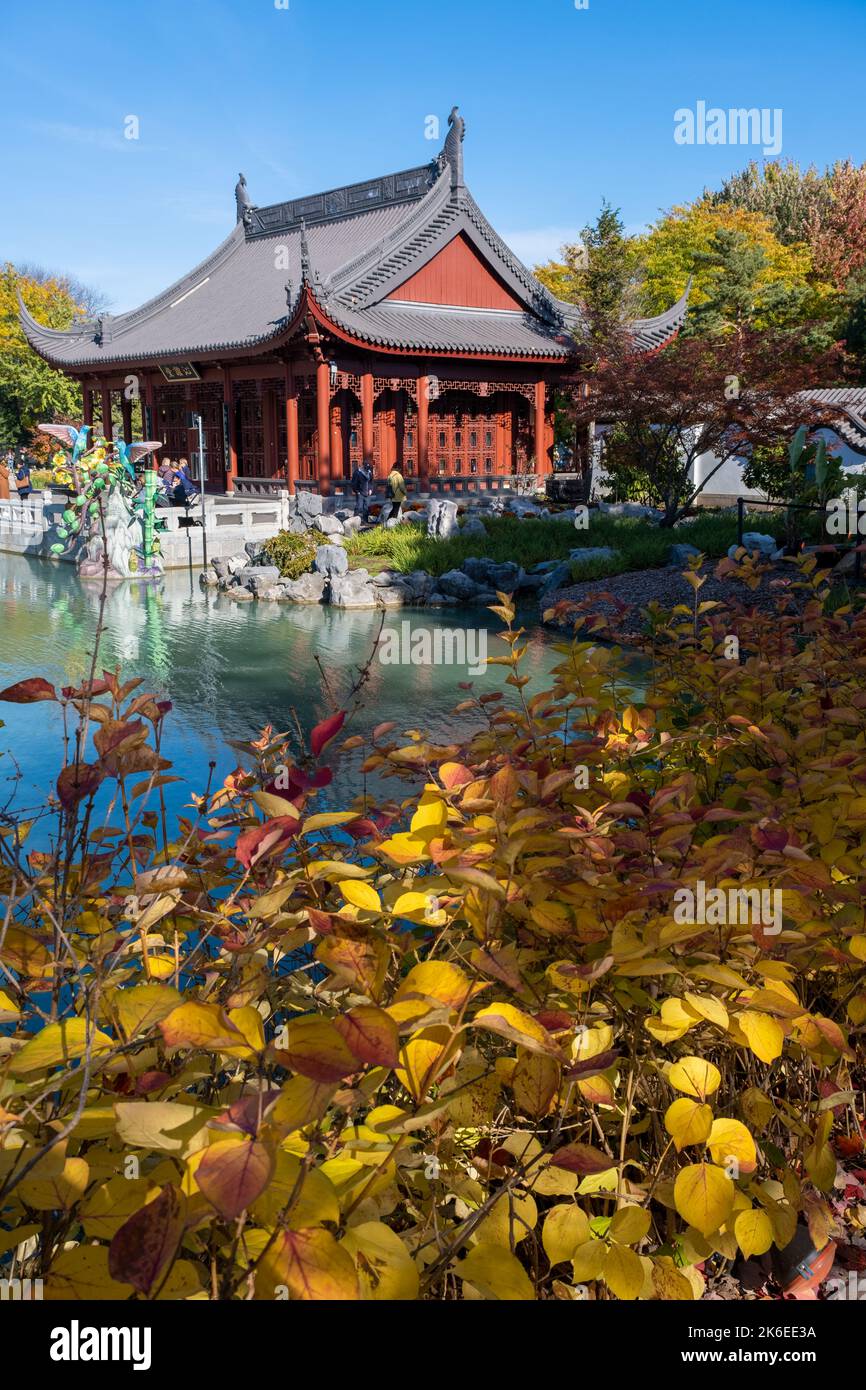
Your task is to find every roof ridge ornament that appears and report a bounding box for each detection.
[443,106,465,196]
[235,172,255,227]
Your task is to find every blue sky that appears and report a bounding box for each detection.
[2,0,864,310]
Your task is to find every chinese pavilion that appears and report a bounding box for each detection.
[19,108,689,496]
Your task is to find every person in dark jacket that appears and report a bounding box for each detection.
[350,459,374,522]
[14,457,32,500]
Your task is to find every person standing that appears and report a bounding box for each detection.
[350,458,374,523]
[384,464,406,523]
[14,455,32,500]
[0,450,12,501]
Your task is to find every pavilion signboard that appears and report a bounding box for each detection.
[159,363,201,382]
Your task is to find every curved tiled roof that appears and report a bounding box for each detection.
[803,388,866,454]
[19,117,690,369]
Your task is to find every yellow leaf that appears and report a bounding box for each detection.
[664,1098,714,1151]
[18,1157,89,1211]
[339,880,381,913]
[113,1101,212,1156]
[667,1056,721,1100]
[112,982,182,1039]
[410,796,448,839]
[673,1164,734,1237]
[542,1204,591,1264]
[683,992,729,1029]
[738,1011,784,1063]
[734,1208,774,1257]
[9,1018,114,1076]
[707,1118,757,1175]
[454,1243,535,1300]
[45,1245,133,1301]
[397,961,473,1010]
[159,1001,254,1059]
[571,1238,607,1281]
[609,1205,651,1246]
[603,1242,644,1300]
[377,833,430,865]
[341,1222,419,1300]
[652,1258,695,1300]
[472,1003,561,1057]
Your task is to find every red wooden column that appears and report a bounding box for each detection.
[100,385,113,440]
[416,373,430,492]
[222,369,237,492]
[330,392,342,481]
[284,363,299,494]
[315,360,332,495]
[360,370,374,470]
[534,379,548,476]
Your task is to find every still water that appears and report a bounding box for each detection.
[0,556,563,822]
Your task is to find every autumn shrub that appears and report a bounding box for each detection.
[261,528,317,579]
[0,552,863,1302]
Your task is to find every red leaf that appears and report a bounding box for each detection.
[564,1049,619,1080]
[333,1006,399,1068]
[197,1138,275,1220]
[56,761,104,810]
[0,677,56,704]
[108,1184,185,1294]
[235,816,299,870]
[550,1142,615,1175]
[310,710,346,759]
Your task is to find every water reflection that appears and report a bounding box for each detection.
[0,555,560,819]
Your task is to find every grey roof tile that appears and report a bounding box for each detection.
[19,134,691,369]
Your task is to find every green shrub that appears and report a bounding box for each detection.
[261,529,317,578]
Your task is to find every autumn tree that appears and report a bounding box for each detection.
[710,159,833,246]
[635,200,839,342]
[0,263,105,445]
[568,326,840,526]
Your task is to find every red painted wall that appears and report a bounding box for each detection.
[385,233,525,311]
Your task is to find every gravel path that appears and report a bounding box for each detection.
[542,558,814,642]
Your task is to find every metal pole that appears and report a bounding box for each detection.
[737,496,744,548]
[196,413,208,571]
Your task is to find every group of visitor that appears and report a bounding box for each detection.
[349,460,407,524]
[155,458,199,507]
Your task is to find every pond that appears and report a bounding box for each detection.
[0,555,565,823]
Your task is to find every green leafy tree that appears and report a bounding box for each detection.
[535,200,642,335]
[0,264,104,445]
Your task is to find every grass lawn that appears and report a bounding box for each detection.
[343,509,798,582]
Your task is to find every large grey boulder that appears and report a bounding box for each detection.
[739,531,777,557]
[296,491,323,525]
[313,544,349,577]
[568,547,617,565]
[313,513,344,536]
[427,498,460,540]
[460,514,487,538]
[375,586,408,608]
[668,543,701,566]
[341,514,362,535]
[330,569,379,609]
[540,561,573,594]
[281,572,326,603]
[461,557,520,591]
[226,552,248,575]
[597,501,661,521]
[238,565,280,594]
[437,569,484,600]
